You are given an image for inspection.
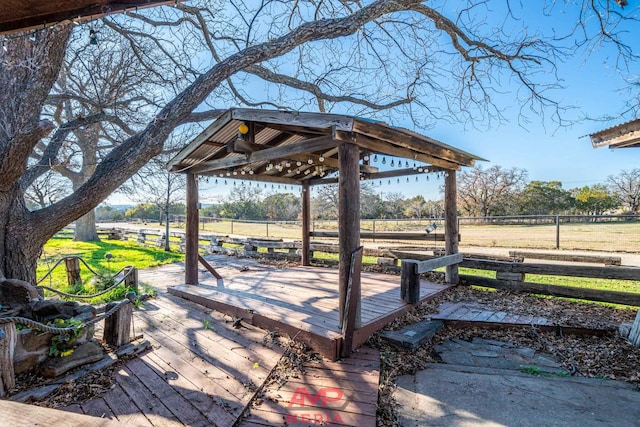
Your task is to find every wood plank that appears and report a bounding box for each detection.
[102,382,153,426]
[485,311,509,323]
[508,251,622,266]
[302,181,311,266]
[81,397,117,420]
[0,400,124,427]
[472,310,496,322]
[342,246,363,357]
[113,365,184,427]
[460,275,640,306]
[459,259,640,280]
[198,255,223,279]
[311,231,446,240]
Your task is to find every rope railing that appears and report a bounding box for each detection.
[0,295,135,335]
[37,265,136,300]
[37,256,99,285]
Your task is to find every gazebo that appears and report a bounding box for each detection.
[167,108,483,358]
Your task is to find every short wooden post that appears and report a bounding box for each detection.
[301,181,311,266]
[104,303,133,347]
[65,257,81,287]
[123,266,138,293]
[444,170,459,284]
[629,310,640,347]
[0,322,16,397]
[401,260,420,304]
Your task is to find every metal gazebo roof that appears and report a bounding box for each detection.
[589,118,640,149]
[168,108,484,185]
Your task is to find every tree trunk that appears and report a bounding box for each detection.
[73,209,99,241]
[0,186,47,284]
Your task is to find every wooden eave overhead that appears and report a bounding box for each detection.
[0,0,176,35]
[168,108,484,185]
[589,118,640,149]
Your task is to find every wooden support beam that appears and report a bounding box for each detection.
[444,170,459,284]
[338,142,360,329]
[0,322,16,397]
[335,131,461,170]
[352,120,477,166]
[310,231,447,240]
[185,173,199,285]
[65,257,81,287]
[187,136,338,174]
[103,303,133,347]
[301,182,311,266]
[198,255,222,279]
[341,246,363,358]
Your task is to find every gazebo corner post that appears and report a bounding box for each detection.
[444,169,459,284]
[338,142,361,329]
[185,172,200,285]
[301,181,311,266]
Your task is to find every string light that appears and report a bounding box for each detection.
[390,159,395,167]
[382,157,386,165]
[89,28,98,45]
[296,160,302,167]
[285,161,291,167]
[405,161,409,168]
[307,157,313,164]
[413,162,417,170]
[374,154,378,162]
[319,155,325,162]
[363,153,370,161]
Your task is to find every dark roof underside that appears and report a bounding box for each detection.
[589,118,640,149]
[0,0,174,35]
[168,108,484,186]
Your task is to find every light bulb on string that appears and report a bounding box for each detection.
[397,178,400,184]
[413,162,417,170]
[382,157,386,165]
[224,180,228,185]
[415,177,418,182]
[285,161,291,167]
[296,160,302,167]
[226,171,231,176]
[406,177,409,183]
[241,169,246,175]
[233,170,237,176]
[249,169,254,175]
[215,179,218,184]
[233,181,236,186]
[405,161,409,168]
[307,157,313,164]
[390,159,395,167]
[418,167,423,173]
[363,153,370,161]
[319,155,325,162]
[374,154,378,162]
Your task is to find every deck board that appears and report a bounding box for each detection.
[238,347,380,427]
[167,262,448,360]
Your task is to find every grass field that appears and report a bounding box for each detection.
[38,237,183,303]
[161,218,640,253]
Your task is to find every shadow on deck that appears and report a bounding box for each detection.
[168,263,449,361]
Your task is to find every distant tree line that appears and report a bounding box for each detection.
[95,167,640,222]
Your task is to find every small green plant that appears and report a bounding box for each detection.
[48,318,84,357]
[203,318,214,330]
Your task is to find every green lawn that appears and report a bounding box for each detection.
[38,237,183,303]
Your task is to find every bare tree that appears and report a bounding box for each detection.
[458,165,528,217]
[607,169,640,213]
[0,0,637,282]
[24,171,69,210]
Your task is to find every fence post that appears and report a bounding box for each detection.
[104,303,133,347]
[372,219,376,242]
[65,257,81,287]
[231,220,234,234]
[123,266,138,293]
[266,222,269,237]
[401,260,420,304]
[555,215,560,249]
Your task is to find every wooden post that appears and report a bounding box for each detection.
[301,181,311,266]
[401,260,420,304]
[338,142,360,329]
[341,246,363,358]
[103,303,133,347]
[65,257,81,287]
[0,322,16,397]
[123,266,138,293]
[444,170,459,284]
[185,173,199,285]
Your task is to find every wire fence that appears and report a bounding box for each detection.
[141,214,640,253]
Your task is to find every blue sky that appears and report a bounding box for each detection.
[108,1,639,205]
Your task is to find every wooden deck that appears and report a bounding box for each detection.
[167,258,449,360]
[51,263,287,427]
[239,347,381,427]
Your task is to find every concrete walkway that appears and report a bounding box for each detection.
[394,363,640,427]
